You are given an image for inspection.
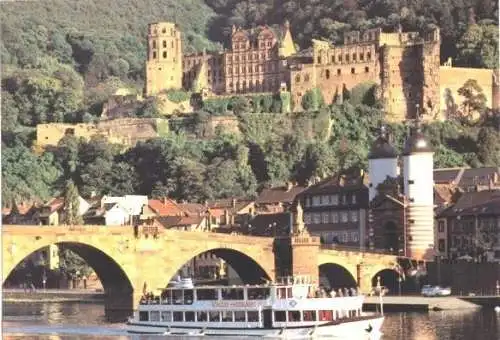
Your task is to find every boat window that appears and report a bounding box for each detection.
[319,310,333,321]
[161,311,172,322]
[303,310,316,321]
[209,311,220,322]
[288,311,301,322]
[287,287,293,298]
[150,311,160,322]
[185,311,195,322]
[222,288,244,300]
[247,311,259,322]
[173,311,183,322]
[172,290,183,304]
[247,288,270,300]
[274,311,286,322]
[197,288,217,300]
[161,290,172,304]
[184,290,194,304]
[197,311,208,322]
[234,311,245,322]
[139,311,149,321]
[221,311,233,322]
[277,288,287,299]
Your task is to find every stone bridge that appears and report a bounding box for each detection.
[2,225,401,320]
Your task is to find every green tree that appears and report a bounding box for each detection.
[457,79,487,119]
[62,180,83,225]
[477,126,500,166]
[457,23,499,69]
[302,88,324,111]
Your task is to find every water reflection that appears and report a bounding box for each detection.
[2,301,499,340]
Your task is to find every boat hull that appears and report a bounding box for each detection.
[126,315,384,339]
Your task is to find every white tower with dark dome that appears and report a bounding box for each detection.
[368,126,398,202]
[402,115,435,260]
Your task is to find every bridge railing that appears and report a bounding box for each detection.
[320,244,396,255]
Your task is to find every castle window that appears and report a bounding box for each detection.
[331,55,335,63]
[304,73,310,82]
[163,40,167,48]
[163,51,167,59]
[345,54,349,62]
[367,52,371,60]
[317,56,322,64]
[351,67,355,74]
[152,41,156,48]
[337,69,341,76]
[339,55,342,62]
[325,69,330,79]
[295,74,300,83]
[153,51,157,59]
[365,66,369,73]
[360,53,364,61]
[162,28,166,33]
[352,53,356,61]
[267,41,271,47]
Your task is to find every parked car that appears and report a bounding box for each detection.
[421,285,451,297]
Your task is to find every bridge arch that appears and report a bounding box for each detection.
[3,241,133,293]
[371,268,403,294]
[319,263,357,290]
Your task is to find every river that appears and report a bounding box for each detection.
[2,301,499,339]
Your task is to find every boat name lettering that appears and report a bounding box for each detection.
[212,301,259,308]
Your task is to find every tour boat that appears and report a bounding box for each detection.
[126,275,384,339]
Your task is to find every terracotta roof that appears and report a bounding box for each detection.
[438,190,500,217]
[206,198,253,214]
[156,215,205,229]
[177,202,206,215]
[256,185,306,205]
[148,198,184,216]
[433,168,462,184]
[434,184,461,206]
[433,167,499,188]
[46,197,65,212]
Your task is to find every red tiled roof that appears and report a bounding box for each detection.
[438,190,500,217]
[177,203,206,215]
[156,215,205,228]
[148,198,184,216]
[45,197,65,212]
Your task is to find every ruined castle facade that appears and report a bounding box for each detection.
[145,22,499,122]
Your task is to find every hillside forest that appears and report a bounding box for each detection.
[1,0,499,206]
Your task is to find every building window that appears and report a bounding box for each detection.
[438,239,445,252]
[350,211,358,222]
[331,194,339,205]
[351,195,357,204]
[317,56,322,64]
[345,54,349,62]
[312,196,321,206]
[322,212,329,224]
[163,51,167,58]
[340,212,348,223]
[163,40,167,48]
[331,212,339,223]
[337,69,341,76]
[304,213,311,224]
[365,66,369,73]
[360,53,364,61]
[326,69,330,79]
[162,28,166,34]
[352,232,359,242]
[331,55,335,63]
[313,213,321,224]
[438,221,445,233]
[304,73,310,82]
[367,52,371,60]
[295,74,300,83]
[342,232,348,242]
[152,51,157,59]
[351,67,355,74]
[352,53,356,61]
[339,55,342,62]
[152,41,156,48]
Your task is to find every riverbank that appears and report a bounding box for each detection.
[363,295,500,312]
[3,289,105,303]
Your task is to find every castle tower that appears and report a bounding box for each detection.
[145,22,183,96]
[402,112,435,260]
[420,27,441,120]
[368,126,398,202]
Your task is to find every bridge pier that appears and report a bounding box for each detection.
[103,289,139,322]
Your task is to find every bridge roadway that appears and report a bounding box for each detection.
[2,225,401,320]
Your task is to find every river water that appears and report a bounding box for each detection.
[2,301,499,339]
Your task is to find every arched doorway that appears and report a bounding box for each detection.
[319,263,357,290]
